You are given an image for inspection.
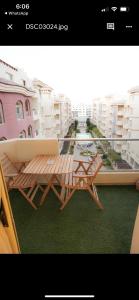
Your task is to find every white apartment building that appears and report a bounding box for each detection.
[72,103,91,121]
[110,98,126,153]
[122,87,139,169]
[0,59,33,88]
[32,79,54,138]
[97,95,113,137]
[56,94,72,137]
[92,95,127,152]
[91,98,100,126]
[72,102,91,129]
[32,80,72,139]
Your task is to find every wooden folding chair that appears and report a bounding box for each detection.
[0,153,41,210]
[60,154,104,210]
[74,153,97,175]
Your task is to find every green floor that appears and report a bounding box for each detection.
[9,185,139,253]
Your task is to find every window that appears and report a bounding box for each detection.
[16,101,24,119]
[28,125,33,138]
[25,99,31,116]
[0,137,7,141]
[0,101,5,124]
[19,130,26,138]
[6,72,13,81]
[35,129,39,136]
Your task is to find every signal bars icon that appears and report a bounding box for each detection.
[101,7,109,12]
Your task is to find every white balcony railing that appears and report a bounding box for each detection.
[116,141,122,145]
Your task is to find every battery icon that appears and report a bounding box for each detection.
[120,7,129,12]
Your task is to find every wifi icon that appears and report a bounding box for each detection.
[111,7,117,11]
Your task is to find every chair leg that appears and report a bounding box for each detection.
[60,188,76,210]
[51,185,64,203]
[39,184,51,205]
[39,185,45,192]
[18,188,37,210]
[88,184,104,210]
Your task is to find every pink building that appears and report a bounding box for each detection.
[0,78,35,140]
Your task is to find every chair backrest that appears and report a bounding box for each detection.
[89,154,103,178]
[73,154,103,189]
[0,153,18,177]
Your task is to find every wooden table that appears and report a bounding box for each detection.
[23,155,74,205]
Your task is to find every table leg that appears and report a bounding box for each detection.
[39,174,64,205]
[50,175,64,203]
[39,182,51,205]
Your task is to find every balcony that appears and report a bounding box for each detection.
[116,130,123,135]
[124,123,129,129]
[32,110,39,121]
[54,119,60,125]
[117,111,124,116]
[117,121,123,126]
[115,141,122,145]
[122,144,127,150]
[54,109,60,115]
[124,111,130,118]
[0,138,139,254]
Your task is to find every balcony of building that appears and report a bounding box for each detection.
[32,109,39,121]
[53,109,60,116]
[124,122,129,129]
[117,121,123,126]
[122,144,127,151]
[0,138,139,254]
[54,127,61,134]
[124,111,130,118]
[115,141,122,145]
[117,111,124,116]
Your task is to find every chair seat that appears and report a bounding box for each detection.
[60,154,104,210]
[9,174,36,189]
[63,172,93,189]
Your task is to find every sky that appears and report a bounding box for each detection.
[0,46,139,104]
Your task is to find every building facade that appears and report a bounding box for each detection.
[32,80,72,139]
[72,103,91,121]
[92,92,139,169]
[0,60,35,140]
[121,87,139,168]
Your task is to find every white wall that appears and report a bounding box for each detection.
[0,60,33,89]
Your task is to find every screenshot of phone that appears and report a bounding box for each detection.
[0,1,139,299]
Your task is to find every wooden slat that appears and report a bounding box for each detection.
[0,155,17,175]
[31,156,44,174]
[23,154,74,176]
[59,155,67,173]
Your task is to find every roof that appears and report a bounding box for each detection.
[128,86,139,94]
[0,77,35,93]
[0,59,18,71]
[33,79,53,91]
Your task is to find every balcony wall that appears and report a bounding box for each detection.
[0,138,59,162]
[1,139,139,185]
[94,171,139,185]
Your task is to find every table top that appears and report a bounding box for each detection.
[23,155,74,175]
